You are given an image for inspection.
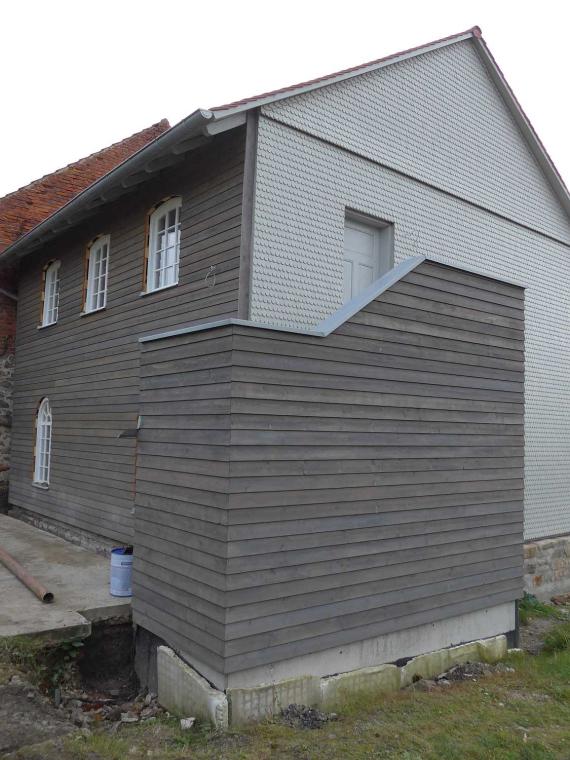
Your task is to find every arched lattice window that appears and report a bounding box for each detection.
[146,197,181,292]
[42,261,60,326]
[34,398,52,486]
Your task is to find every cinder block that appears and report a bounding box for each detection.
[321,663,400,708]
[228,675,320,725]
[400,636,506,687]
[400,648,453,687]
[477,635,507,663]
[157,647,228,729]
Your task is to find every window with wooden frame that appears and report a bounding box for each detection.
[145,197,182,293]
[41,260,61,326]
[34,398,52,486]
[84,235,110,313]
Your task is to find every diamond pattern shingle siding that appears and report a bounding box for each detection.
[251,102,570,540]
[261,40,570,244]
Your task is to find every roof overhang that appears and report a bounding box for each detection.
[3,25,569,265]
[0,109,247,265]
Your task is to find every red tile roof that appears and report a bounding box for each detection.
[0,119,170,254]
[210,27,480,112]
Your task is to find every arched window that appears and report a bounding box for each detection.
[85,235,110,312]
[146,197,181,292]
[34,398,52,486]
[42,261,61,326]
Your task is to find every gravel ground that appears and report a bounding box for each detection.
[0,677,75,756]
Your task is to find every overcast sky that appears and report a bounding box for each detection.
[1,1,568,198]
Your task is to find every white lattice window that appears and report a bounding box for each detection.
[85,235,110,312]
[42,261,60,326]
[146,197,181,292]
[34,398,52,486]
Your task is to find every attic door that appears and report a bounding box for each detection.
[343,218,385,301]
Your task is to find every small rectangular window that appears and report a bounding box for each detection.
[343,215,393,302]
[146,197,182,292]
[85,235,110,312]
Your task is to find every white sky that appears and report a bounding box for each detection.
[1,0,568,198]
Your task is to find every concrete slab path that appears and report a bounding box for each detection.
[0,515,129,640]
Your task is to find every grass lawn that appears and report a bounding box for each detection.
[10,646,570,760]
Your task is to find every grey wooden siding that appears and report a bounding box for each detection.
[9,128,246,543]
[135,260,524,675]
[135,327,233,672]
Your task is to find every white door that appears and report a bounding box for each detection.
[343,219,382,302]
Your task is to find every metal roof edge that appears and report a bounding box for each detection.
[471,33,570,218]
[0,109,215,263]
[139,255,524,344]
[210,32,476,118]
[316,256,426,335]
[139,256,427,343]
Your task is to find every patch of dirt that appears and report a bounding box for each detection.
[407,660,516,692]
[78,621,136,697]
[520,616,558,655]
[0,677,75,755]
[280,703,339,729]
[504,689,552,703]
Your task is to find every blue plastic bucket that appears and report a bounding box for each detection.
[110,547,133,597]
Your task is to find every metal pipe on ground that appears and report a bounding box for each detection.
[0,545,54,603]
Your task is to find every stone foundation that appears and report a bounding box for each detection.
[7,507,116,556]
[524,535,570,600]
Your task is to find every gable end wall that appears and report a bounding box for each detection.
[250,59,570,540]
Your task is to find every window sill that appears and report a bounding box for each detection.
[37,322,57,330]
[32,481,49,490]
[140,282,179,297]
[80,306,106,317]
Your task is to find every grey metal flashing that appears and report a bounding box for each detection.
[316,256,425,334]
[210,33,475,118]
[141,256,424,342]
[139,317,325,344]
[139,254,525,344]
[471,34,570,219]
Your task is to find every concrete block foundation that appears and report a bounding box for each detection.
[157,647,228,729]
[156,635,507,726]
[524,535,570,599]
[228,675,321,725]
[321,663,400,708]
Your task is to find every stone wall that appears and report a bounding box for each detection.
[0,269,17,513]
[524,536,570,599]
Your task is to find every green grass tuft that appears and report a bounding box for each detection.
[519,593,565,625]
[542,622,570,653]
